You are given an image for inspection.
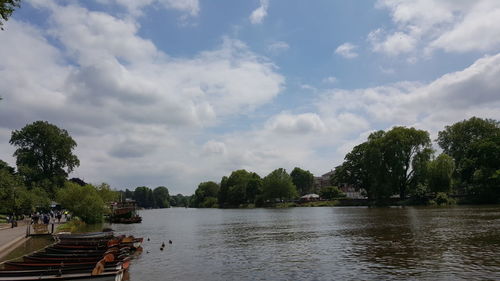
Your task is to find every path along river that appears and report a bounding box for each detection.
[108,206,500,281]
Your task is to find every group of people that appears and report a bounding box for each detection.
[31,210,66,225]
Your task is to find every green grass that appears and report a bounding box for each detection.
[56,217,86,233]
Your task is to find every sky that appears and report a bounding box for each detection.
[1,0,500,195]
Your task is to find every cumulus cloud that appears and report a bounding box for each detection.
[335,43,358,58]
[368,29,416,56]
[266,113,326,134]
[250,0,269,24]
[318,53,500,134]
[0,1,283,192]
[370,0,500,57]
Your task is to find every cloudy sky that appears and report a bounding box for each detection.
[1,0,500,194]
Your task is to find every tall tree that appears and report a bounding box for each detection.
[153,186,170,208]
[437,117,500,190]
[134,186,155,208]
[428,154,455,193]
[10,121,80,194]
[290,167,314,195]
[382,127,433,199]
[332,131,391,201]
[192,181,219,208]
[262,168,297,201]
[218,170,262,207]
[0,0,20,30]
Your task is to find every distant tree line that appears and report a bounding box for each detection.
[190,167,342,208]
[120,186,171,209]
[331,117,500,204]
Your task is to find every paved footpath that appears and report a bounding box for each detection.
[0,221,29,260]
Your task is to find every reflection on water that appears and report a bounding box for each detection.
[48,206,500,280]
[0,236,54,263]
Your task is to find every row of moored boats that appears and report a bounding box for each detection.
[0,231,143,281]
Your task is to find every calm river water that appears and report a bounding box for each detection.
[111,206,500,281]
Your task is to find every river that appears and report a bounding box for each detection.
[107,206,500,281]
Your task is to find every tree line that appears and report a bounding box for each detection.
[120,186,185,209]
[191,167,344,208]
[331,117,500,204]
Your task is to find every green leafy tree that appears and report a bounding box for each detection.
[437,117,500,194]
[290,167,314,195]
[262,168,298,201]
[56,182,107,224]
[153,186,170,208]
[192,181,219,208]
[332,131,391,201]
[218,170,262,207]
[133,186,155,208]
[96,183,119,203]
[428,154,455,193]
[382,127,433,199]
[10,121,80,194]
[319,186,345,200]
[246,172,263,204]
[0,159,15,174]
[0,0,20,30]
[170,193,189,207]
[333,127,432,201]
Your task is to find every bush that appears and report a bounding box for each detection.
[320,186,345,199]
[56,182,108,224]
[430,192,456,206]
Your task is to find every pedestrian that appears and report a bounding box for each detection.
[43,214,50,224]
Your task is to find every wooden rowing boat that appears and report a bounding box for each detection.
[0,269,125,281]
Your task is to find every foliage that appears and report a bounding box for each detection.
[437,117,500,202]
[153,186,170,208]
[382,126,433,199]
[333,127,432,201]
[290,167,314,195]
[170,193,189,207]
[0,0,20,30]
[10,121,80,195]
[319,186,345,200]
[192,181,219,208]
[0,159,15,174]
[428,154,455,193]
[56,217,85,233]
[96,183,119,203]
[429,192,456,206]
[332,131,392,201]
[133,186,155,208]
[218,170,263,207]
[56,182,107,224]
[201,197,218,208]
[262,168,298,201]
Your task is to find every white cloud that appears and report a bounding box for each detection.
[202,141,227,156]
[370,0,500,57]
[322,76,338,84]
[268,41,289,53]
[0,1,284,193]
[95,0,200,17]
[250,0,269,24]
[318,53,500,134]
[368,29,416,56]
[335,43,358,58]
[266,113,326,134]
